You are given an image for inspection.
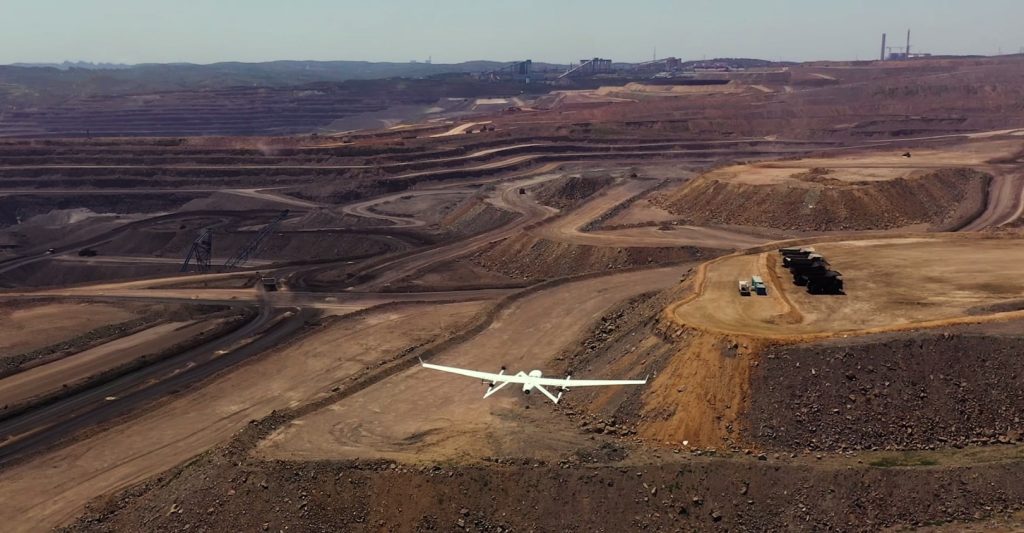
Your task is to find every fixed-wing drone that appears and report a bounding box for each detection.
[419,359,648,404]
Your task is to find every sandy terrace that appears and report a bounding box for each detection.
[0,301,486,531]
[0,320,217,408]
[711,139,1022,186]
[0,302,144,358]
[670,235,1024,338]
[255,267,681,464]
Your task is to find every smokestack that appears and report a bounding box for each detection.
[906,29,911,58]
[881,33,887,61]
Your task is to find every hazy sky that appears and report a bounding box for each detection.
[3,0,1023,65]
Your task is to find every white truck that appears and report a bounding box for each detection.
[738,280,751,296]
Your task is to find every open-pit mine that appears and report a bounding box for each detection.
[1,56,1024,532]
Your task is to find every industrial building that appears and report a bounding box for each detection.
[559,57,613,79]
[482,60,532,82]
[880,30,931,61]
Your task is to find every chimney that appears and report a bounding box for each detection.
[906,29,911,58]
[881,33,887,61]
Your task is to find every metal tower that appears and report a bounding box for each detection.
[223,210,289,269]
[180,228,213,273]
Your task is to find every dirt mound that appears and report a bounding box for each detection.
[471,233,706,280]
[533,174,614,210]
[0,193,202,228]
[747,326,1024,451]
[655,168,990,231]
[437,196,516,238]
[281,208,392,229]
[371,192,468,226]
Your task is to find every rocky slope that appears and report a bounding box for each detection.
[655,168,990,232]
[533,174,614,210]
[747,326,1024,451]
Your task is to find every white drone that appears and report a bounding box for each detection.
[419,358,648,404]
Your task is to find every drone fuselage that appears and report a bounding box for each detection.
[522,370,543,394]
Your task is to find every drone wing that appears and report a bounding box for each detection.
[420,361,525,383]
[535,377,648,387]
[419,360,647,387]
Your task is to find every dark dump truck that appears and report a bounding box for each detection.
[783,253,828,269]
[779,247,814,258]
[802,270,844,294]
[779,247,844,294]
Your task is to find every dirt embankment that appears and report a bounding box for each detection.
[67,449,1024,532]
[747,326,1024,451]
[557,289,683,436]
[639,326,764,449]
[532,174,614,210]
[655,168,990,231]
[549,277,760,451]
[471,233,708,280]
[558,269,1024,454]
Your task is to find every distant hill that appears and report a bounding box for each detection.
[11,61,135,70]
[0,60,566,107]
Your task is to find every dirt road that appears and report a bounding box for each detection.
[341,188,474,228]
[0,302,485,532]
[533,179,772,249]
[257,265,683,464]
[348,172,560,289]
[225,188,323,209]
[0,320,212,409]
[0,209,281,277]
[429,121,491,137]
[961,170,1024,230]
[0,302,142,359]
[53,255,274,267]
[0,185,318,209]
